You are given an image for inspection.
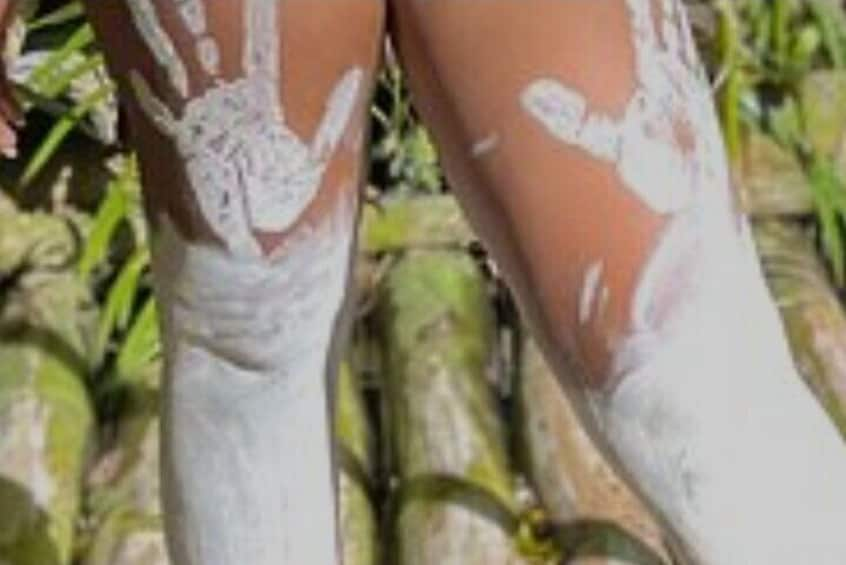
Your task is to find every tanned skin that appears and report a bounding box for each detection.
[0,0,24,157]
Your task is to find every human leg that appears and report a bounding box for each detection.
[84,2,384,563]
[388,1,846,561]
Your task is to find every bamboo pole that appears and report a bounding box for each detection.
[359,195,476,254]
[737,129,814,217]
[82,363,168,565]
[517,340,672,565]
[377,248,530,565]
[83,512,167,565]
[336,362,379,565]
[0,199,95,565]
[754,220,846,435]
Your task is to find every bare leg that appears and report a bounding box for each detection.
[389,1,846,562]
[85,2,384,563]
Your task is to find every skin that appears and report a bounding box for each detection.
[389,0,672,387]
[390,1,846,562]
[2,1,846,563]
[0,0,24,157]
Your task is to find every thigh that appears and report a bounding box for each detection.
[388,0,735,389]
[84,0,385,252]
[389,5,846,563]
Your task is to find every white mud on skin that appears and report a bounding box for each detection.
[471,133,499,158]
[522,0,846,562]
[578,259,607,326]
[153,196,354,565]
[128,0,362,257]
[521,0,715,216]
[125,2,362,564]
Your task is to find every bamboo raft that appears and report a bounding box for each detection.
[6,186,846,563]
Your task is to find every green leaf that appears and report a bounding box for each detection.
[18,82,114,190]
[27,2,87,31]
[26,23,96,95]
[115,297,161,385]
[771,0,794,68]
[768,96,803,148]
[77,171,132,282]
[93,248,151,368]
[809,156,846,286]
[790,25,823,69]
[808,0,846,69]
[41,53,106,100]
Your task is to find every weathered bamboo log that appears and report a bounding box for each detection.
[83,363,168,565]
[737,130,814,217]
[754,220,846,435]
[517,339,672,565]
[360,195,476,254]
[83,511,168,565]
[336,362,379,565]
[0,197,95,565]
[737,70,846,219]
[377,248,530,565]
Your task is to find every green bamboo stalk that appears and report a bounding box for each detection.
[377,249,529,565]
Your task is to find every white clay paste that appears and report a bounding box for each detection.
[153,195,355,565]
[128,0,363,257]
[124,1,364,563]
[471,133,500,158]
[521,0,715,215]
[578,260,605,326]
[522,1,846,562]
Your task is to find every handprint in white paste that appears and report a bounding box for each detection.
[128,0,362,257]
[521,0,728,216]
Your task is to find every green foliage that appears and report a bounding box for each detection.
[113,296,159,389]
[12,4,113,195]
[3,2,158,405]
[708,0,846,285]
[371,57,443,194]
[94,247,150,370]
[77,161,134,284]
[1,6,157,560]
[809,155,846,285]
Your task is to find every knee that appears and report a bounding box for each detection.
[153,191,356,400]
